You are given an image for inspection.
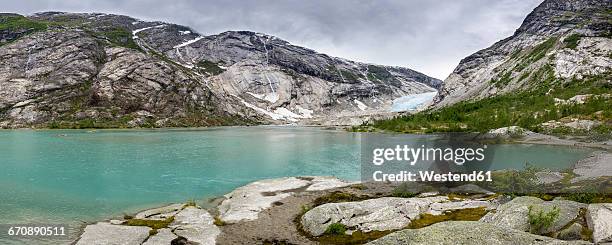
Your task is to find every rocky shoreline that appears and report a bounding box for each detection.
[74,159,612,245]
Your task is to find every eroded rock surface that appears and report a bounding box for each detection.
[300,196,449,236]
[367,221,591,245]
[218,176,353,223]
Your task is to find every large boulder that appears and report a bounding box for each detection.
[76,222,151,245]
[170,207,220,245]
[480,196,586,234]
[218,176,353,223]
[586,203,612,243]
[367,221,591,245]
[300,196,448,236]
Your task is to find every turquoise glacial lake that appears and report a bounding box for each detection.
[0,126,593,244]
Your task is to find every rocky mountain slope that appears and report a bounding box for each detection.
[435,0,611,107]
[0,12,440,128]
[364,0,610,136]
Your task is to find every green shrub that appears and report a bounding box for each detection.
[325,223,347,235]
[562,192,597,204]
[391,189,417,198]
[486,164,541,193]
[527,205,560,234]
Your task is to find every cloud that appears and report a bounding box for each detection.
[5,0,542,80]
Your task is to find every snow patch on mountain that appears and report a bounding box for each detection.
[354,99,368,111]
[173,36,204,49]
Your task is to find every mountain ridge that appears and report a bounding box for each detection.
[0,11,441,128]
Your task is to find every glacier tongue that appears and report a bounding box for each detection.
[391,92,437,112]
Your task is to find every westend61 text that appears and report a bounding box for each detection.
[372,171,493,182]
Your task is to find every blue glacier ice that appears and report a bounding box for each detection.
[391,91,438,112]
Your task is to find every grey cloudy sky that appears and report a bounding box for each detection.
[6,0,542,80]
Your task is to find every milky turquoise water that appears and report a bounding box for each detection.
[0,127,593,244]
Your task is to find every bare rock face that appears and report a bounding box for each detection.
[0,12,441,128]
[435,0,611,107]
[0,29,102,127]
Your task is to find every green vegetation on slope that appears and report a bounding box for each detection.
[563,34,582,49]
[197,60,226,75]
[0,15,48,45]
[513,37,558,72]
[364,72,611,136]
[0,15,47,32]
[95,27,141,50]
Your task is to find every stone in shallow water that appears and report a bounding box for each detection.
[76,222,151,245]
[586,203,612,243]
[301,196,448,236]
[367,221,590,245]
[142,228,177,245]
